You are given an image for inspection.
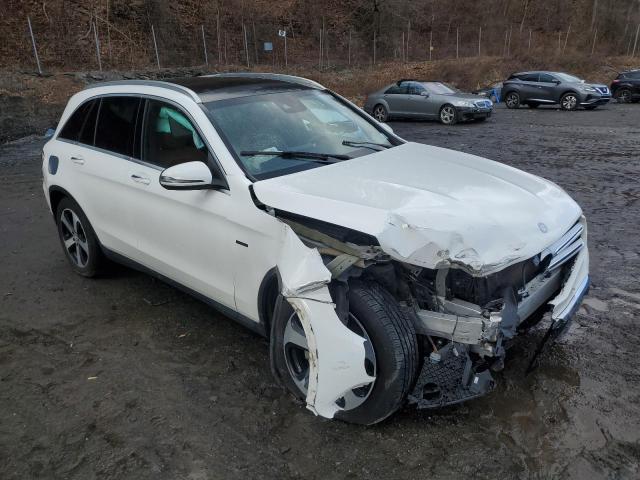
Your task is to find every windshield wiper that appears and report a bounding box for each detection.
[341,140,391,151]
[239,150,351,163]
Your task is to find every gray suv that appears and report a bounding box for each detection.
[502,71,611,110]
[364,80,493,125]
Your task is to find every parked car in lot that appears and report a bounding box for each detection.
[364,80,493,125]
[502,71,611,110]
[610,69,640,103]
[43,73,589,424]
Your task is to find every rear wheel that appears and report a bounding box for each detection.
[560,92,579,111]
[372,104,388,122]
[505,92,520,109]
[271,281,419,425]
[615,88,632,103]
[55,197,103,277]
[439,104,458,125]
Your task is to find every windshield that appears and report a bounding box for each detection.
[204,90,394,179]
[422,82,457,94]
[555,73,583,83]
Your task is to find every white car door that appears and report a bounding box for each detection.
[126,98,238,311]
[56,96,145,259]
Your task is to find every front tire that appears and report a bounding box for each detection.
[560,92,579,110]
[439,104,458,125]
[372,104,388,122]
[55,197,103,277]
[270,281,419,425]
[505,91,520,109]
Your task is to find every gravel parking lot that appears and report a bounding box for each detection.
[1,103,639,479]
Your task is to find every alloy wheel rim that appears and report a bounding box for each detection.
[563,95,577,109]
[620,90,630,102]
[283,312,377,411]
[441,106,455,124]
[507,94,518,107]
[60,208,89,268]
[374,106,386,121]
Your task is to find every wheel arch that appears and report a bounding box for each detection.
[48,185,76,217]
[258,266,281,339]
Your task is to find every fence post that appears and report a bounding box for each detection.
[253,22,259,64]
[201,25,208,66]
[243,23,249,67]
[27,16,42,75]
[319,29,323,69]
[456,27,459,59]
[528,28,532,52]
[93,21,102,71]
[478,26,481,56]
[563,24,571,53]
[429,30,432,61]
[348,29,351,65]
[507,24,512,56]
[591,28,597,55]
[284,31,288,67]
[151,24,160,69]
[217,10,222,64]
[633,24,640,57]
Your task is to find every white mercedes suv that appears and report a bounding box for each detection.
[43,73,590,424]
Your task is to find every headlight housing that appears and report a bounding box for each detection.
[579,85,597,93]
[454,100,475,107]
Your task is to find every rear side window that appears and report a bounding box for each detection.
[539,73,556,83]
[142,99,208,169]
[519,73,539,82]
[628,71,640,79]
[95,97,142,157]
[58,99,99,145]
[385,85,408,94]
[407,83,426,95]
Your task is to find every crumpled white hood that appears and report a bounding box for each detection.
[253,142,582,275]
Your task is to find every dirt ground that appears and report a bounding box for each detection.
[1,103,639,479]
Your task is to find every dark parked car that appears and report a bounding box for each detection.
[364,80,493,125]
[610,69,640,103]
[502,71,611,110]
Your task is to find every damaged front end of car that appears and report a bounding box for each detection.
[268,208,589,418]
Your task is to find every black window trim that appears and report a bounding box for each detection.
[56,93,229,189]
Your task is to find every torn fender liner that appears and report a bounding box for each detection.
[277,225,373,418]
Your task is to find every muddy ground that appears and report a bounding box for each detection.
[1,103,639,479]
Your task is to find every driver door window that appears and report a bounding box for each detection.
[142,100,208,169]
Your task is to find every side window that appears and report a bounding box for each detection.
[539,73,556,83]
[520,73,539,82]
[407,83,426,95]
[385,85,408,94]
[95,96,142,157]
[630,71,640,79]
[58,99,100,145]
[142,100,208,169]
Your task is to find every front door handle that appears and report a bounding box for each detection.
[71,156,84,165]
[131,174,150,185]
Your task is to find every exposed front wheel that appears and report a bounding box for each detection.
[560,92,578,110]
[372,104,388,122]
[615,88,632,103]
[439,105,458,125]
[55,197,103,277]
[270,281,419,425]
[505,92,520,109]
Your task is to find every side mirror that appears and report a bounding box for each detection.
[553,79,561,85]
[160,161,226,190]
[419,90,429,97]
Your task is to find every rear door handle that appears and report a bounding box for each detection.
[131,174,150,185]
[71,156,84,165]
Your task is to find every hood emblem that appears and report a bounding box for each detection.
[538,222,548,233]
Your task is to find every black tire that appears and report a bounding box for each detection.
[439,104,458,125]
[560,92,579,111]
[270,281,419,425]
[372,104,388,122]
[528,102,540,109]
[504,91,520,109]
[55,197,103,277]
[615,88,632,103]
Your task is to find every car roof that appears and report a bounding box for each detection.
[83,73,325,103]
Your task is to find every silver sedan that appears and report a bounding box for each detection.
[364,80,493,125]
